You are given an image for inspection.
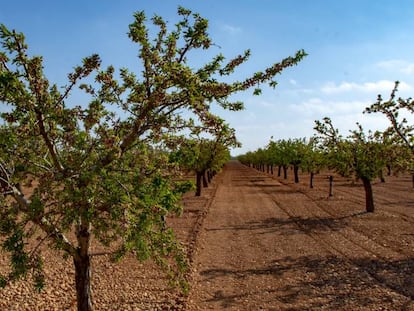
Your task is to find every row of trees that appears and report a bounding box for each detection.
[0,7,306,311]
[238,82,414,213]
[168,124,236,196]
[238,138,325,187]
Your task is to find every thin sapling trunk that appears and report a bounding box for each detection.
[362,176,375,212]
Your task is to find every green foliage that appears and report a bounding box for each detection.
[313,118,386,181]
[365,81,414,149]
[365,81,414,171]
[299,138,326,174]
[0,6,305,308]
[169,122,237,174]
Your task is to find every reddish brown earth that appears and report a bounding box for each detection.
[1,160,414,310]
[185,161,414,310]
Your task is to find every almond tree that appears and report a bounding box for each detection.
[168,122,236,196]
[0,7,306,311]
[314,117,387,212]
[267,140,290,178]
[267,139,304,180]
[285,138,308,183]
[298,138,326,188]
[365,81,414,174]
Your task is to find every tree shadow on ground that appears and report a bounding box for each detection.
[199,255,414,310]
[205,213,364,235]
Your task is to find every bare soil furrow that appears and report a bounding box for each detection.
[187,162,414,310]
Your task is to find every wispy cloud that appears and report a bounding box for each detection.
[291,98,370,116]
[220,23,242,36]
[376,59,414,74]
[320,80,411,94]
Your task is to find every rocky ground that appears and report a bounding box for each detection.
[0,176,216,311]
[1,161,414,310]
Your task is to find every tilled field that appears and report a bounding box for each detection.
[186,161,414,310]
[0,180,218,311]
[1,161,414,310]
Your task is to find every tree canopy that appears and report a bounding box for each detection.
[0,7,306,311]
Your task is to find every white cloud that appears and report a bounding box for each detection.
[376,59,414,74]
[221,24,242,35]
[291,98,370,116]
[289,79,297,85]
[255,99,274,108]
[401,65,414,74]
[332,113,390,137]
[376,59,405,70]
[320,80,411,94]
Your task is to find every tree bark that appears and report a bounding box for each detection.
[379,170,385,183]
[362,176,375,213]
[412,173,414,189]
[202,169,208,188]
[283,165,288,179]
[196,171,203,196]
[207,170,212,183]
[310,172,314,189]
[328,175,333,197]
[293,165,299,183]
[74,223,93,311]
[386,164,391,176]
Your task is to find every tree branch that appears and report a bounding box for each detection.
[8,185,76,257]
[11,32,64,173]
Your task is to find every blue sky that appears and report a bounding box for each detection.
[2,1,414,155]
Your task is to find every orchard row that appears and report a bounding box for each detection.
[238,81,414,213]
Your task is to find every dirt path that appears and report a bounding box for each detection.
[186,161,414,310]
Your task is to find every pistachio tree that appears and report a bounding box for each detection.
[0,7,305,311]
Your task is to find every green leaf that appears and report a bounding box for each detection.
[253,88,262,95]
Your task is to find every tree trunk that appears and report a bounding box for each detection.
[207,170,212,183]
[362,176,375,213]
[202,169,208,188]
[293,165,299,183]
[277,165,281,177]
[412,173,414,189]
[74,224,93,311]
[310,172,314,189]
[386,164,391,176]
[196,171,203,196]
[379,170,385,183]
[283,165,287,179]
[328,175,333,197]
[270,164,274,175]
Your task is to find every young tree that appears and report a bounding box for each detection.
[267,140,290,179]
[314,118,387,212]
[299,138,326,188]
[0,7,306,310]
[286,138,308,183]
